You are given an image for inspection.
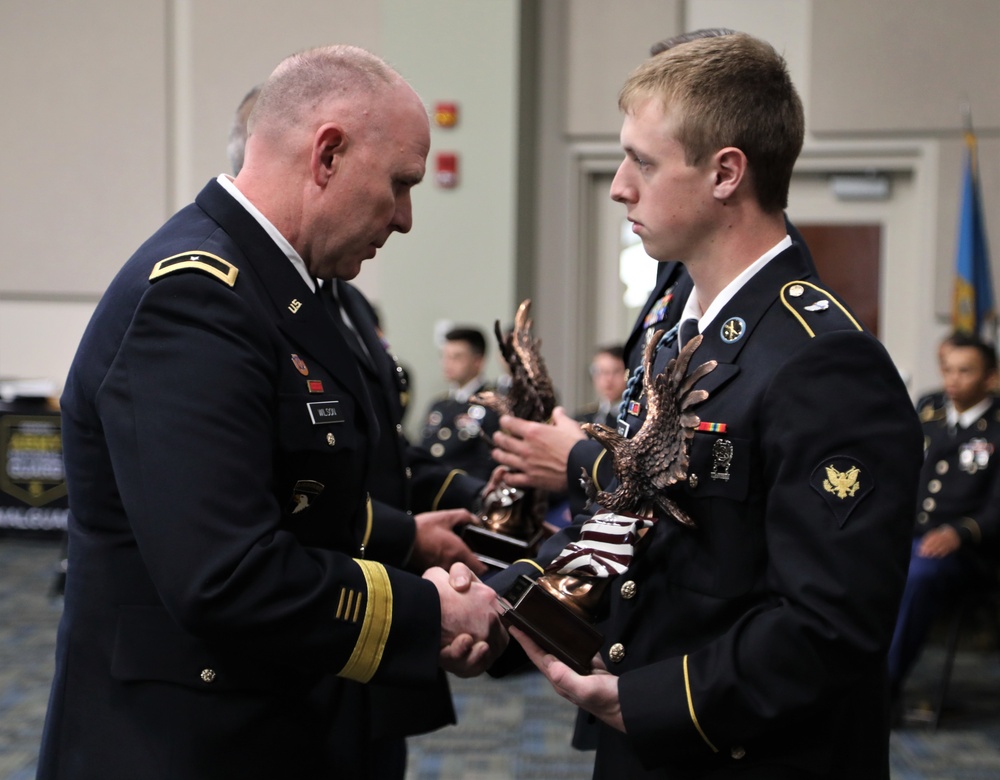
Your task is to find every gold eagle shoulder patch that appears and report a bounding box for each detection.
[780,281,862,338]
[149,251,238,288]
[810,456,872,527]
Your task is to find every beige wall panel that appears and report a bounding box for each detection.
[685,0,812,116]
[810,0,1000,134]
[378,0,522,434]
[0,0,168,296]
[0,302,97,383]
[180,0,382,203]
[565,0,682,137]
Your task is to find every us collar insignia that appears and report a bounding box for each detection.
[720,317,746,344]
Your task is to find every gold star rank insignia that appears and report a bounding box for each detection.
[810,456,871,527]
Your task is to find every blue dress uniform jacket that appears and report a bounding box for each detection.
[913,394,1000,556]
[565,220,813,520]
[334,280,459,742]
[38,180,443,780]
[495,243,922,779]
[418,387,500,482]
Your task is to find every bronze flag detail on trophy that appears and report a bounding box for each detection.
[500,329,717,673]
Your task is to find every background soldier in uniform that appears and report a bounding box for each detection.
[889,332,1000,716]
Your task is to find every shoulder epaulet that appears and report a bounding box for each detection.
[919,402,945,423]
[779,281,862,338]
[149,251,238,288]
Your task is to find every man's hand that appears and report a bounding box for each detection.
[917,525,961,558]
[410,509,487,575]
[490,407,587,493]
[510,625,624,732]
[423,563,508,676]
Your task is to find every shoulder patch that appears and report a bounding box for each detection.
[149,252,238,288]
[810,456,872,527]
[780,281,862,338]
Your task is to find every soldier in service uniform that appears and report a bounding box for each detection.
[490,34,921,779]
[888,332,1000,710]
[418,327,500,482]
[38,46,505,780]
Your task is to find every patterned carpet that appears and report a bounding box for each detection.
[2,535,999,779]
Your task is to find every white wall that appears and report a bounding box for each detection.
[0,0,522,436]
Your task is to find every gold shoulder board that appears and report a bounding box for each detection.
[149,251,238,288]
[779,280,862,338]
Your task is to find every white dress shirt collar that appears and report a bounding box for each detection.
[216,174,315,292]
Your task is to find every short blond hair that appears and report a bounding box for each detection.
[620,33,804,212]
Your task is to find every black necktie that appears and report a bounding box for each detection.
[318,282,374,371]
[678,318,700,350]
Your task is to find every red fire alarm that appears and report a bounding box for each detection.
[435,152,459,188]
[434,101,459,128]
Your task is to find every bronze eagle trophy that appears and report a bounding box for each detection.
[465,300,557,566]
[501,329,717,673]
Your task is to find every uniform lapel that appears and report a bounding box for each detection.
[624,261,688,367]
[336,281,405,423]
[673,244,815,397]
[194,181,374,415]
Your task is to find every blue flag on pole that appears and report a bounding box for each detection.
[953,131,995,341]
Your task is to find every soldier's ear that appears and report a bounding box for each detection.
[711,147,746,202]
[311,123,348,186]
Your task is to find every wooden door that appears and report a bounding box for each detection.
[796,224,882,336]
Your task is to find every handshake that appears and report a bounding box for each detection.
[423,563,509,677]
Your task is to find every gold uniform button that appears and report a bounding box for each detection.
[922,497,936,512]
[917,512,929,525]
[326,432,336,446]
[928,479,942,494]
[978,418,988,431]
[688,473,699,489]
[620,580,637,600]
[200,668,216,684]
[731,746,746,760]
[438,427,452,441]
[430,443,445,457]
[609,643,625,663]
[788,284,804,298]
[405,467,412,479]
[936,460,949,475]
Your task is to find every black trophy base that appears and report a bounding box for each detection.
[461,524,544,570]
[500,574,603,675]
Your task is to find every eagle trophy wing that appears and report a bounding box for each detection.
[582,331,717,525]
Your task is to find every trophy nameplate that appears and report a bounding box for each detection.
[499,574,603,675]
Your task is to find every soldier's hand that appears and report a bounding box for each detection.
[491,407,586,493]
[424,563,508,677]
[411,509,487,575]
[510,625,624,732]
[917,525,961,558]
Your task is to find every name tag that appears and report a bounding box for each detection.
[307,400,344,425]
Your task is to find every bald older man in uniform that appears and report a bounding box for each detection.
[38,46,504,780]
